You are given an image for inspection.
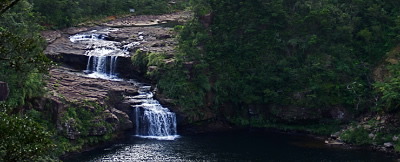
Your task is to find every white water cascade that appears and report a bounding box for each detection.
[69,29,179,140]
[128,81,178,140]
[69,29,125,80]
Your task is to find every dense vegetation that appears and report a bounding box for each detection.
[3,0,400,159]
[29,0,188,28]
[154,0,400,128]
[0,0,55,161]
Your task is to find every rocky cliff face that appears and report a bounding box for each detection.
[45,67,137,138]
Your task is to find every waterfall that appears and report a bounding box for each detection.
[86,56,92,71]
[70,29,178,140]
[85,55,119,79]
[70,29,125,80]
[131,83,178,140]
[110,56,118,76]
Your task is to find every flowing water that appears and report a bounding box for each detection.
[127,80,178,140]
[69,29,178,141]
[69,28,128,80]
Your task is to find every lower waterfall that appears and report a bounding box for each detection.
[129,82,178,140]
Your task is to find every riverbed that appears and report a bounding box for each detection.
[64,130,395,161]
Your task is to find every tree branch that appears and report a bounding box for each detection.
[0,0,21,15]
[0,57,10,61]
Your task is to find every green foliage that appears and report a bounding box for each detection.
[374,54,400,112]
[131,50,149,74]
[227,114,342,135]
[189,0,211,16]
[0,0,53,107]
[156,18,212,112]
[147,52,166,67]
[146,52,167,77]
[29,0,189,28]
[0,1,57,160]
[0,104,55,161]
[57,101,114,154]
[155,0,400,121]
[341,127,372,145]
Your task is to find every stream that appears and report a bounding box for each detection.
[68,28,179,140]
[62,25,396,161]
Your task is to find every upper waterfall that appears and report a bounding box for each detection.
[69,28,127,80]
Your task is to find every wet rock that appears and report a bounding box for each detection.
[369,133,375,139]
[364,125,372,130]
[384,142,394,148]
[393,136,399,142]
[325,139,344,145]
[0,81,9,101]
[331,132,340,139]
[156,34,171,40]
[111,108,133,131]
[104,110,119,124]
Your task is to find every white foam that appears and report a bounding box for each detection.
[135,135,180,141]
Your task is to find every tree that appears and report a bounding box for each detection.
[0,0,53,106]
[0,104,55,161]
[0,1,55,161]
[0,0,21,15]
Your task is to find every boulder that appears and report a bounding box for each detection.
[384,142,394,148]
[104,110,119,125]
[112,108,133,131]
[369,133,375,139]
[364,125,372,130]
[331,132,340,139]
[393,136,399,142]
[0,81,9,101]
